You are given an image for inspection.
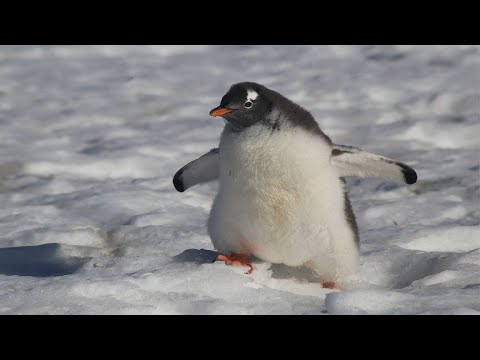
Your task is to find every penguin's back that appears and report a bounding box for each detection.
[208,123,352,267]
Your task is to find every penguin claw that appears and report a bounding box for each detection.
[322,282,337,289]
[216,253,253,274]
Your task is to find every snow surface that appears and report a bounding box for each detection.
[0,45,479,315]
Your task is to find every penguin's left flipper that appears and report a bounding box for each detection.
[331,144,417,185]
[173,148,219,192]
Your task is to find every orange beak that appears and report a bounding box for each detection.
[210,107,234,117]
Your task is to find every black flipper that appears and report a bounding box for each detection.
[331,144,417,185]
[173,148,219,192]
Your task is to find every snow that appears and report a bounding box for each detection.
[0,45,479,314]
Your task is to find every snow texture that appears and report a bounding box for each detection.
[0,45,478,315]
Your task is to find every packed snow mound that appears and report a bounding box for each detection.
[0,45,479,314]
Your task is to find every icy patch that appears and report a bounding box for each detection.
[399,226,480,253]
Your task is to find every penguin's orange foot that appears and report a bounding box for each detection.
[322,282,337,289]
[216,253,253,274]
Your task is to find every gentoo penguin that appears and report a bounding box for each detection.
[173,82,417,289]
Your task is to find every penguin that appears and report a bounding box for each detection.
[174,82,417,289]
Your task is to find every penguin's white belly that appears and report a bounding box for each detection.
[208,126,358,278]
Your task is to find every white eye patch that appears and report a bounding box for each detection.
[246,89,258,102]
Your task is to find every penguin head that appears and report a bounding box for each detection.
[209,82,272,130]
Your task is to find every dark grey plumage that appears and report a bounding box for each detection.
[215,82,332,144]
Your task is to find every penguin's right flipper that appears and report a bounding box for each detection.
[173,148,219,192]
[331,144,417,185]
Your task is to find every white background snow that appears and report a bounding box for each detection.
[0,45,479,314]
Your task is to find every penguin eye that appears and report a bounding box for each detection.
[244,101,253,109]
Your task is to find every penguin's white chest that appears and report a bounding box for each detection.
[208,125,349,267]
